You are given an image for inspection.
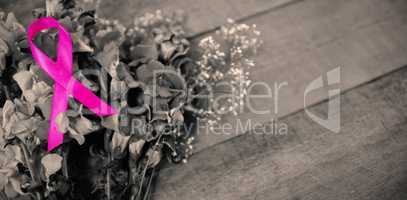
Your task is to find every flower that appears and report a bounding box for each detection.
[146,147,161,168]
[0,144,27,198]
[1,99,43,141]
[55,111,100,145]
[111,131,130,158]
[192,20,262,127]
[128,138,145,160]
[13,70,52,115]
[41,153,63,179]
[0,12,25,57]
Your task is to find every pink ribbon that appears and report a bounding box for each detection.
[27,17,117,151]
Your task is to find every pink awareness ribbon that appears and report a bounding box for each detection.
[27,17,117,151]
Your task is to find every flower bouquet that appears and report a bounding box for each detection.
[0,0,261,199]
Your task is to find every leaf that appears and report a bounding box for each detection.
[58,17,75,32]
[0,174,7,191]
[55,112,69,133]
[110,79,126,101]
[35,121,50,141]
[77,72,99,92]
[159,41,177,61]
[33,31,58,60]
[30,63,53,86]
[111,131,130,156]
[4,181,18,198]
[32,8,46,19]
[128,139,145,160]
[72,33,94,53]
[130,44,158,60]
[0,52,5,74]
[96,30,122,50]
[2,100,15,122]
[37,96,52,119]
[161,69,185,90]
[3,115,17,137]
[73,116,98,135]
[0,23,13,48]
[152,119,168,135]
[67,127,85,145]
[13,99,35,117]
[158,87,173,98]
[41,153,63,178]
[23,81,52,103]
[12,71,34,92]
[77,11,95,27]
[0,160,18,177]
[135,60,165,83]
[9,175,28,196]
[17,38,29,53]
[46,0,62,17]
[5,13,25,37]
[171,110,184,125]
[172,56,195,76]
[22,90,37,103]
[0,38,9,72]
[116,62,135,83]
[101,114,119,131]
[97,42,119,79]
[146,148,161,168]
[32,81,52,99]
[12,116,41,137]
[6,145,23,164]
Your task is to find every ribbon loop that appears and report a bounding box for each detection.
[27,17,117,151]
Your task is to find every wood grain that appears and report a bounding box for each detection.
[98,0,300,36]
[191,0,407,152]
[153,66,407,200]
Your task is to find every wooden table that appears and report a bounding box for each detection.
[5,0,407,199]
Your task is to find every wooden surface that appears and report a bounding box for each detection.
[0,0,43,26]
[153,66,407,200]
[189,0,407,152]
[98,0,300,36]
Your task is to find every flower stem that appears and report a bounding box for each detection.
[62,144,70,178]
[104,130,113,200]
[143,167,155,200]
[17,140,43,200]
[0,190,8,200]
[18,142,36,182]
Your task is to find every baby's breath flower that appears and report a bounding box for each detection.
[194,21,262,125]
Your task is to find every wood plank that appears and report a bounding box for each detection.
[0,0,43,26]
[191,0,407,152]
[5,0,299,31]
[98,0,300,36]
[152,66,407,200]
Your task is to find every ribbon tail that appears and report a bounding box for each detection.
[70,79,117,116]
[48,84,69,151]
